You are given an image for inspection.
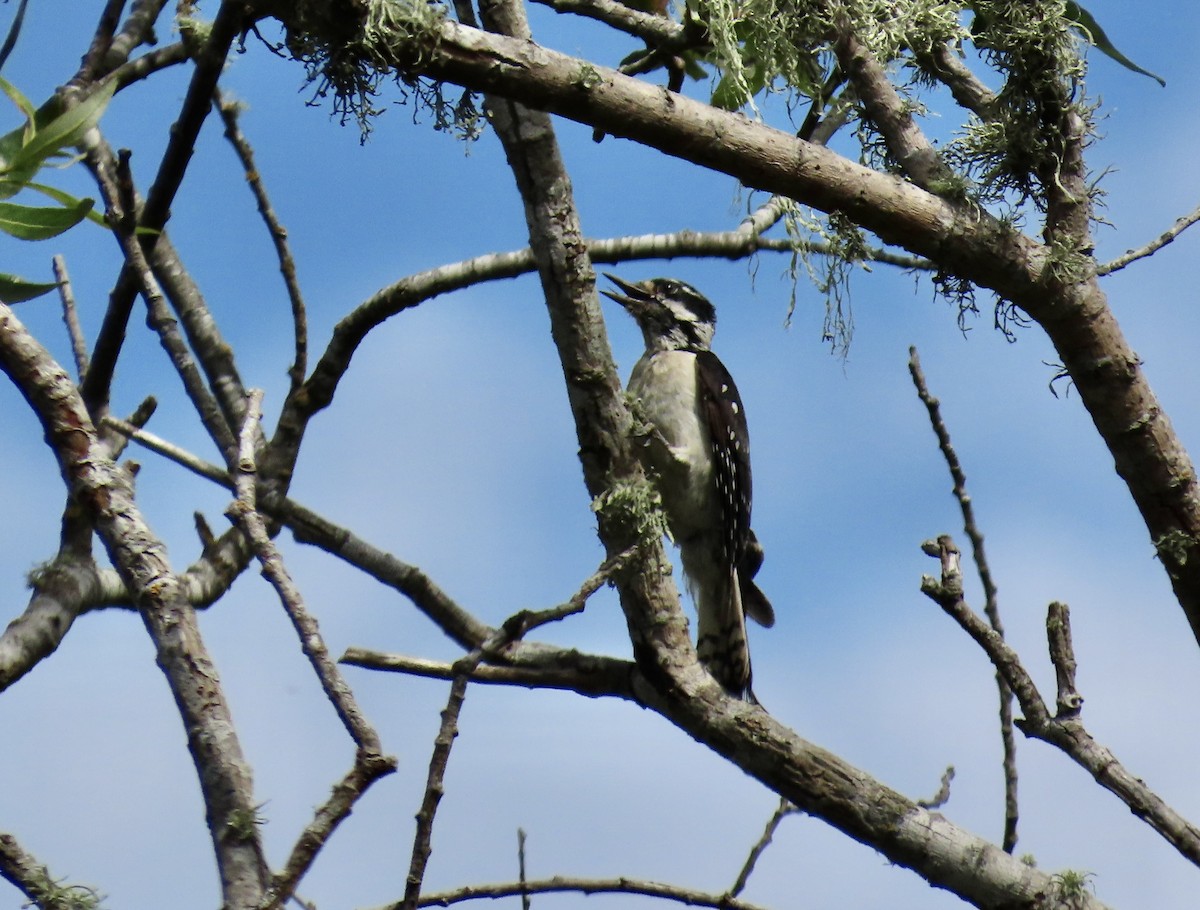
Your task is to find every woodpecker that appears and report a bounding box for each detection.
[602,274,774,698]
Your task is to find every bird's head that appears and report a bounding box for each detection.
[601,274,717,352]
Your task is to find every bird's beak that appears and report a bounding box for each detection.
[600,273,654,310]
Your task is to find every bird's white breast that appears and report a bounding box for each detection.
[628,350,716,541]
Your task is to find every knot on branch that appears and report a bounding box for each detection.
[920,533,962,601]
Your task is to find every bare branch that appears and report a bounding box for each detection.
[0,301,270,906]
[0,554,124,693]
[407,876,772,910]
[909,347,1019,851]
[727,797,798,899]
[402,671,464,910]
[921,535,1200,867]
[516,830,531,910]
[917,766,956,810]
[216,92,309,391]
[340,649,637,698]
[81,0,248,416]
[920,534,1048,720]
[833,25,955,192]
[93,148,239,459]
[529,0,682,45]
[262,754,398,910]
[52,255,89,380]
[402,593,593,910]
[104,0,171,74]
[110,40,190,89]
[915,42,998,121]
[1047,601,1083,718]
[1099,200,1200,275]
[227,390,389,753]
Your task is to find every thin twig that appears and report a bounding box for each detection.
[917,766,956,810]
[0,0,31,75]
[517,829,531,910]
[1099,200,1200,275]
[340,649,636,698]
[406,876,772,910]
[102,149,239,460]
[53,255,89,380]
[261,755,398,910]
[227,390,388,752]
[402,561,628,910]
[228,390,398,910]
[81,0,245,414]
[727,797,798,899]
[103,395,156,459]
[215,91,308,391]
[66,0,124,87]
[909,347,1019,852]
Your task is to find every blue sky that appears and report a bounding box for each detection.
[2,2,1200,908]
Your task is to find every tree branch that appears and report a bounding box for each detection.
[350,9,1200,663]
[81,0,249,416]
[0,302,270,909]
[47,255,89,383]
[408,876,772,910]
[402,592,597,910]
[0,830,104,910]
[909,347,1019,852]
[921,534,1200,869]
[216,93,309,392]
[1098,200,1200,275]
[228,390,389,754]
[727,797,798,899]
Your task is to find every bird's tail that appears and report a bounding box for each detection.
[685,531,774,699]
[694,571,753,698]
[684,543,753,697]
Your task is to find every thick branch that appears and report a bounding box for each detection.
[0,303,270,909]
[363,12,1200,658]
[0,830,104,910]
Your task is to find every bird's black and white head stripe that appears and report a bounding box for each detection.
[601,274,716,352]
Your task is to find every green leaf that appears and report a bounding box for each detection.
[0,75,36,135]
[1066,1,1165,87]
[6,77,118,176]
[0,271,57,303]
[25,181,108,226]
[0,196,94,240]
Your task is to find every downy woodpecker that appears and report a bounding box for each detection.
[602,274,774,698]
